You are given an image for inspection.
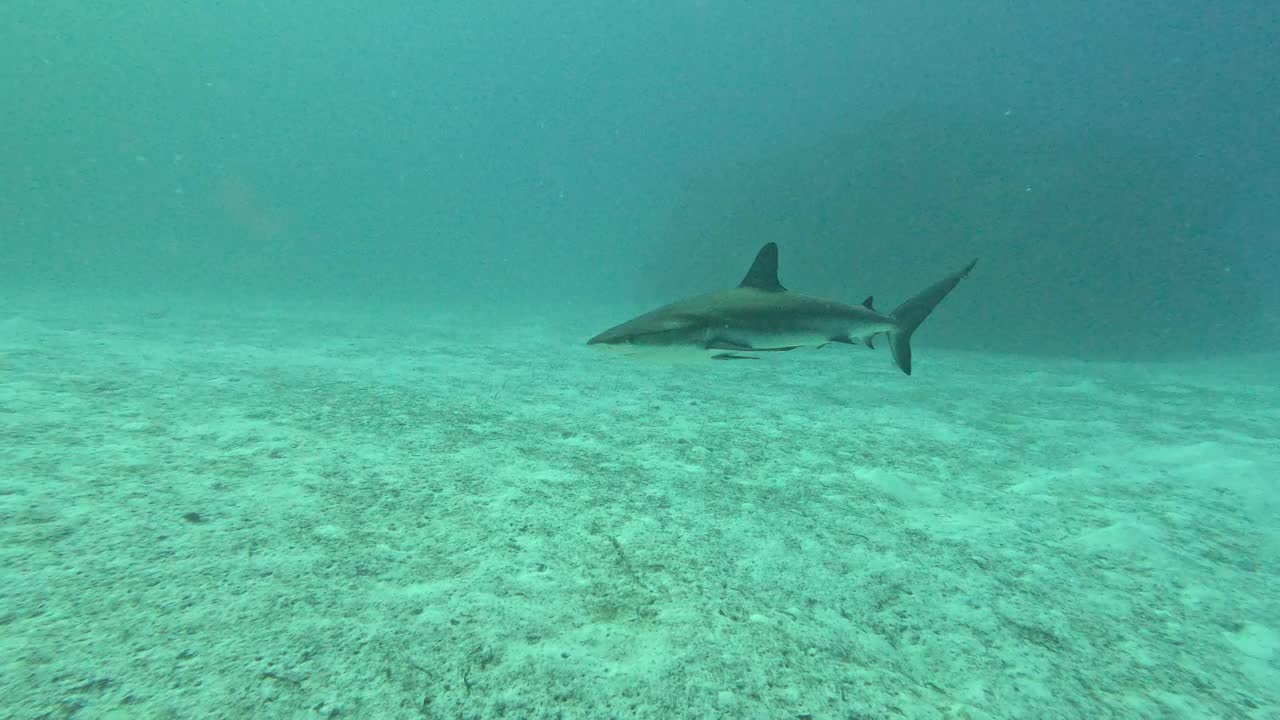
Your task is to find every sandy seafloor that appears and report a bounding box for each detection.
[1,291,1277,720]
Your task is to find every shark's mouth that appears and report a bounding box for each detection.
[587,340,637,355]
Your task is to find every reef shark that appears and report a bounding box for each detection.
[587,243,976,374]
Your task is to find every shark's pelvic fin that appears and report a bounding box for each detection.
[738,242,788,292]
[888,259,978,375]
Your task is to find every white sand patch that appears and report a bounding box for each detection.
[0,292,1276,719]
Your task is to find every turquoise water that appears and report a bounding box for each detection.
[2,3,1277,718]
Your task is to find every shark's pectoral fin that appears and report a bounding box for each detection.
[712,353,760,360]
[826,335,856,345]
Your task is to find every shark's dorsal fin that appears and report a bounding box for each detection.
[738,242,787,292]
[862,296,875,310]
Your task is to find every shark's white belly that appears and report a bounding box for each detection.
[737,327,838,345]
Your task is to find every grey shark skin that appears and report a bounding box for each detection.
[587,243,976,375]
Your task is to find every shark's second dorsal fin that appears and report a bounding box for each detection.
[738,242,787,292]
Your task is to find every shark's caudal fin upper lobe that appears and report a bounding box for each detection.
[887,259,978,375]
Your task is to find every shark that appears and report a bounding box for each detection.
[587,243,976,374]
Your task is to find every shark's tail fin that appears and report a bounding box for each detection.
[887,259,978,375]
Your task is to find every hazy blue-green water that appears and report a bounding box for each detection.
[6,2,1276,357]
